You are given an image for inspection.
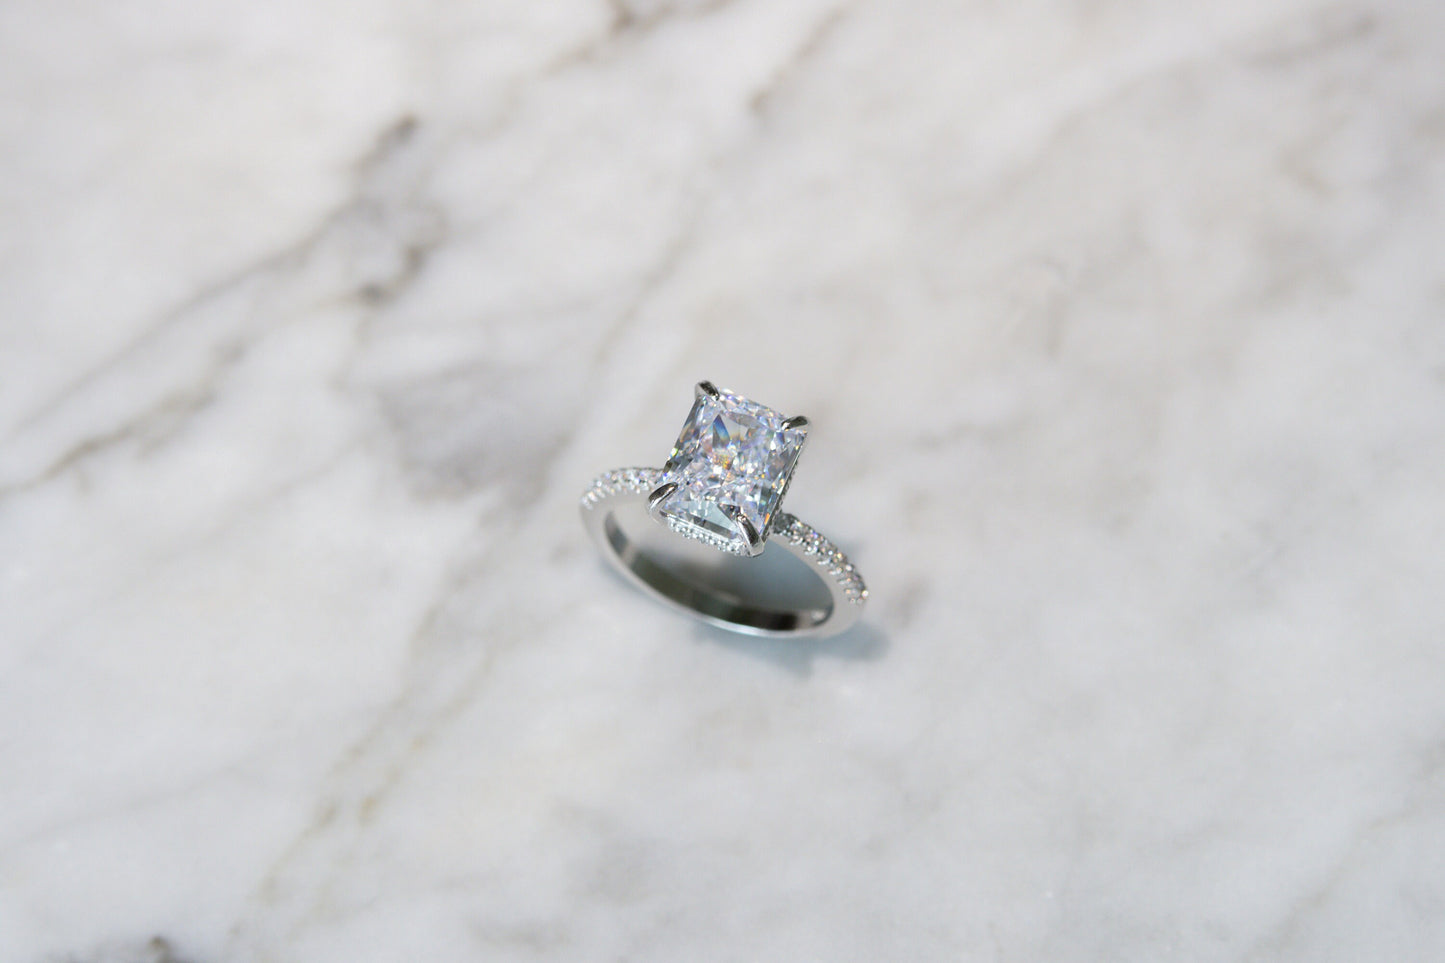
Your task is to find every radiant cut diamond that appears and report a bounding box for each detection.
[654,384,808,555]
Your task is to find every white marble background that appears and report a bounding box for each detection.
[2,0,1443,960]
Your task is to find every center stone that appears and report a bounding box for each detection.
[655,385,808,554]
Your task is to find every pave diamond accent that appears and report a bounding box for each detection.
[579,467,661,510]
[654,385,808,554]
[774,512,869,606]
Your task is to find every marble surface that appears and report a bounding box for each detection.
[3,0,1444,960]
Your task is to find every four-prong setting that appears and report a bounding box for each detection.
[650,382,809,556]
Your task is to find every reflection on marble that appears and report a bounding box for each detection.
[2,0,1444,959]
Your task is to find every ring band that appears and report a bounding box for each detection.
[580,383,867,638]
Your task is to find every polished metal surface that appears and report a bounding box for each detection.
[581,470,866,638]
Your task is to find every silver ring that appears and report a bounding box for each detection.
[580,381,868,638]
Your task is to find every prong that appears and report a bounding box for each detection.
[781,415,809,432]
[647,482,679,520]
[696,380,721,401]
[725,508,766,557]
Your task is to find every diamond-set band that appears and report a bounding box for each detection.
[579,467,663,512]
[579,383,868,638]
[580,467,868,607]
[771,512,869,606]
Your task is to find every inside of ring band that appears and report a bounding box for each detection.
[602,512,831,634]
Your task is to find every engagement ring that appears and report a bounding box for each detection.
[581,381,867,637]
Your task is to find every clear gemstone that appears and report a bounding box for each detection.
[656,385,808,553]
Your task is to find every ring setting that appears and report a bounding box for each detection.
[580,382,867,637]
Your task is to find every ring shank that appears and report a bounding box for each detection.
[580,468,866,638]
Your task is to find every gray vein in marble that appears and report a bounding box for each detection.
[1,114,441,497]
[749,3,852,115]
